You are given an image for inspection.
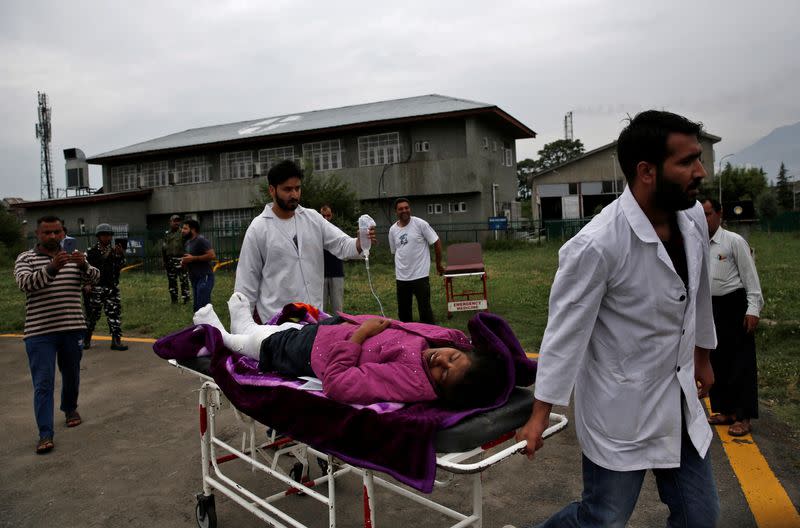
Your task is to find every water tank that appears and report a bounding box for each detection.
[64,148,89,189]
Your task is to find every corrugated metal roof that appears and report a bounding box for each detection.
[89,94,533,162]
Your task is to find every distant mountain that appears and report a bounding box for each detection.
[730,121,800,182]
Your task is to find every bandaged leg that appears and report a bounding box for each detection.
[228,291,258,334]
[194,303,301,361]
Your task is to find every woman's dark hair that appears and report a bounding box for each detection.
[438,348,508,409]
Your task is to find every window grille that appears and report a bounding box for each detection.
[302,140,343,171]
[174,156,210,184]
[140,161,170,188]
[258,146,298,172]
[110,165,138,191]
[358,132,401,166]
[213,208,254,236]
[220,151,254,180]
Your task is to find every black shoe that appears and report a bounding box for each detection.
[110,337,129,351]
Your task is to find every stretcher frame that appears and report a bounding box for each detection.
[169,359,568,528]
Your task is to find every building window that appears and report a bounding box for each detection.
[174,156,210,184]
[302,140,343,171]
[448,202,467,213]
[258,146,297,173]
[414,141,430,153]
[213,208,254,236]
[110,165,138,191]
[492,141,498,152]
[503,143,514,167]
[427,203,443,215]
[140,160,170,188]
[220,151,254,180]
[358,132,401,167]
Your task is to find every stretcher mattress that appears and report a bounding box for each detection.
[174,357,535,454]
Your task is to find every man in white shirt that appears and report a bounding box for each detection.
[702,198,763,437]
[388,198,443,324]
[234,160,373,322]
[515,111,719,527]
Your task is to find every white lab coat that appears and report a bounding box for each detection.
[534,187,717,471]
[234,204,360,320]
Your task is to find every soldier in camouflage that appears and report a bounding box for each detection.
[85,224,128,351]
[162,214,190,304]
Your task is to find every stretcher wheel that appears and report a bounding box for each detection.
[195,493,217,528]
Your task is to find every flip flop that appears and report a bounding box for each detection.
[65,411,82,428]
[36,437,54,454]
[728,421,752,437]
[707,414,734,426]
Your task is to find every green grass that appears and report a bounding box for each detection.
[2,232,798,431]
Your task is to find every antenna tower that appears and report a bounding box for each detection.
[564,111,574,141]
[35,92,54,200]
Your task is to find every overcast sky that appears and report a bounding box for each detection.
[2,0,798,200]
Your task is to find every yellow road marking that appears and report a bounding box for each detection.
[0,334,156,344]
[704,399,800,526]
[526,352,539,359]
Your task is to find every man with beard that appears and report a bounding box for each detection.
[515,111,719,527]
[234,159,373,322]
[702,198,763,437]
[180,219,216,312]
[14,216,100,453]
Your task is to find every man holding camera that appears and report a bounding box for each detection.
[15,215,100,454]
[85,223,128,351]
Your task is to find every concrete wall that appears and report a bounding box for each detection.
[18,199,150,239]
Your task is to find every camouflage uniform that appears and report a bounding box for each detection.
[162,228,190,304]
[85,242,126,340]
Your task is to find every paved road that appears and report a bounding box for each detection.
[1,338,798,527]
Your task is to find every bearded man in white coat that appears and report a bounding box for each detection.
[234,160,374,323]
[515,111,719,528]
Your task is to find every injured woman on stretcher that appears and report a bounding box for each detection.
[193,292,507,409]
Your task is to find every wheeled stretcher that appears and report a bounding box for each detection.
[169,356,568,528]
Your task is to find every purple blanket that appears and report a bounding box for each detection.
[154,312,536,493]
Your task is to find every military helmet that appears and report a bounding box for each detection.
[95,223,114,235]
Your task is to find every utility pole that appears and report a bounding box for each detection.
[564,111,574,141]
[35,92,54,200]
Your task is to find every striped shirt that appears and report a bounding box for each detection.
[14,248,100,337]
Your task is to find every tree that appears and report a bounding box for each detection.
[755,189,779,225]
[701,163,768,203]
[0,207,24,265]
[775,162,793,211]
[516,158,536,199]
[533,139,585,173]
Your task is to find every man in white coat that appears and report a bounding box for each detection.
[234,160,373,322]
[516,111,719,527]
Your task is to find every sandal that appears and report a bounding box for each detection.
[728,421,752,437]
[36,437,54,454]
[708,414,734,426]
[65,411,82,428]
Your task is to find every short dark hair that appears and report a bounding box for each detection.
[438,348,508,409]
[268,159,304,187]
[393,197,410,210]
[183,219,200,233]
[617,110,703,184]
[702,197,722,213]
[36,215,63,227]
